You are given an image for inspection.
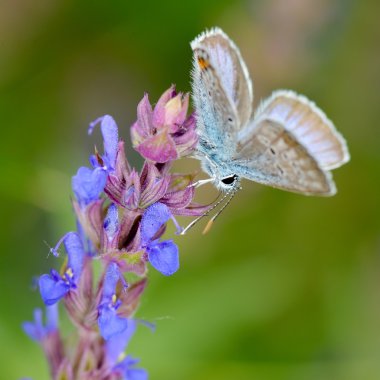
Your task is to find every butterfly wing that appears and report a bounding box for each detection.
[191,28,253,156]
[233,91,350,195]
[251,90,350,169]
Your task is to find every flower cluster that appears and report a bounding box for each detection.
[23,86,208,380]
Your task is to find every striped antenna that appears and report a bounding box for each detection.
[180,183,240,235]
[180,191,226,235]
[202,186,239,234]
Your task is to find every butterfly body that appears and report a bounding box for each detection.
[191,28,349,196]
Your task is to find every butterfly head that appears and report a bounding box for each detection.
[199,154,241,192]
[218,174,240,192]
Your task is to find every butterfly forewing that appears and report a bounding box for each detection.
[234,118,335,195]
[250,90,350,170]
[192,47,239,155]
[191,28,253,151]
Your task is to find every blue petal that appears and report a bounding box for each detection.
[49,232,84,284]
[140,203,171,244]
[39,273,70,306]
[22,304,59,342]
[76,220,89,253]
[114,355,148,380]
[104,204,119,242]
[106,319,136,365]
[98,306,128,340]
[22,308,43,341]
[72,166,107,206]
[64,232,85,281]
[98,263,130,340]
[45,304,59,331]
[88,115,118,170]
[148,240,179,276]
[125,368,148,380]
[89,154,99,168]
[23,321,39,341]
[102,262,120,302]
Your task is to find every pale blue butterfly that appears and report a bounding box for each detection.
[182,27,349,233]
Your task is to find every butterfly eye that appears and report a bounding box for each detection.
[221,174,238,186]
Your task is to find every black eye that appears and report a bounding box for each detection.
[221,175,237,185]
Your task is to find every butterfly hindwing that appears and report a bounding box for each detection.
[250,90,350,170]
[234,117,335,195]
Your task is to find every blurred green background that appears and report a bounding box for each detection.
[1,0,380,379]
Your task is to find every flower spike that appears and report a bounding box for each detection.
[24,84,209,379]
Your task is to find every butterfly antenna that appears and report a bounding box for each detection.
[180,190,230,235]
[202,185,240,234]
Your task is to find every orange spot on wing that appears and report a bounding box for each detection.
[197,57,210,70]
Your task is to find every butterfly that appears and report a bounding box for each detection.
[180,28,350,234]
[189,27,349,200]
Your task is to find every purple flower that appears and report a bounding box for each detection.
[106,319,136,365]
[72,166,107,207]
[39,232,85,305]
[141,203,179,276]
[72,115,119,207]
[106,319,147,379]
[23,304,58,342]
[104,142,210,217]
[160,172,210,217]
[98,262,129,340]
[106,155,170,211]
[113,356,148,380]
[88,115,119,172]
[23,304,64,378]
[131,86,197,163]
[103,203,119,245]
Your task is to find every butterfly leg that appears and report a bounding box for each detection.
[190,178,215,188]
